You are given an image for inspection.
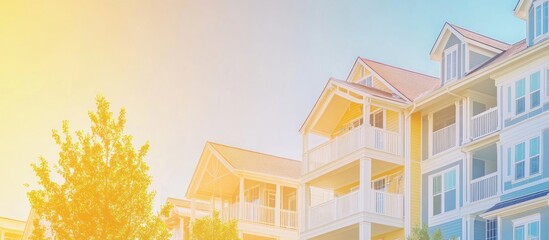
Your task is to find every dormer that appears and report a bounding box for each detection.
[430,23,510,85]
[516,0,549,46]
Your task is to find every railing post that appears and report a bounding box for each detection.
[275,184,281,227]
[239,177,245,220]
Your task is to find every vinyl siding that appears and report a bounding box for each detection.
[474,218,485,240]
[429,218,462,239]
[373,76,393,93]
[411,112,422,228]
[500,207,549,240]
[386,110,400,133]
[373,229,404,240]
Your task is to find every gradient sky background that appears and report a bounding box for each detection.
[1,0,524,221]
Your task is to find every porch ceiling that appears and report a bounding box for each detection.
[312,94,354,136]
[310,222,401,240]
[309,159,402,189]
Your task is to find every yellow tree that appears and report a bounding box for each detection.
[27,96,171,240]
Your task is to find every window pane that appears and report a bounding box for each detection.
[530,156,540,175]
[543,2,547,33]
[516,161,525,180]
[444,170,456,190]
[531,72,540,90]
[444,189,456,212]
[530,137,540,156]
[516,142,526,161]
[452,51,457,78]
[508,148,512,176]
[531,91,540,108]
[446,54,451,80]
[546,69,549,96]
[508,86,512,113]
[433,195,441,215]
[536,5,542,36]
[528,221,539,240]
[433,175,442,194]
[517,79,526,97]
[515,225,525,240]
[517,97,526,114]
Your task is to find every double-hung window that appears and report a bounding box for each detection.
[513,214,540,240]
[530,72,541,108]
[511,136,541,181]
[534,0,549,40]
[516,79,526,115]
[430,168,457,217]
[445,45,458,82]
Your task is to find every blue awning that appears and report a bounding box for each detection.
[484,189,549,213]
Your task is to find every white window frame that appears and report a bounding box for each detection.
[444,45,459,83]
[428,166,459,219]
[513,214,540,240]
[505,69,545,120]
[533,0,549,41]
[507,134,542,183]
[358,75,373,87]
[529,72,541,109]
[369,109,385,129]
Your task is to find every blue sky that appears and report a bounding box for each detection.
[0,0,524,220]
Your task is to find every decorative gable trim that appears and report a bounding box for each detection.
[515,0,532,20]
[430,23,467,61]
[357,59,410,102]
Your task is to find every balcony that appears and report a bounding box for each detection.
[308,190,403,229]
[221,202,298,229]
[469,172,498,202]
[470,107,498,140]
[306,125,401,172]
[432,123,456,155]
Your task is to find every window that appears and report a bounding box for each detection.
[546,69,549,97]
[359,75,373,87]
[534,0,549,39]
[516,79,526,115]
[369,110,384,129]
[512,136,541,181]
[513,214,540,240]
[445,45,458,82]
[529,72,540,108]
[430,168,457,217]
[486,219,498,240]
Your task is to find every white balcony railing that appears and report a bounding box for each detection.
[470,107,498,139]
[369,190,404,218]
[307,125,401,172]
[433,123,456,155]
[308,190,403,229]
[280,209,298,229]
[470,172,498,202]
[221,202,297,229]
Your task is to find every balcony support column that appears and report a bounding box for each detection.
[359,157,372,212]
[299,183,309,231]
[275,184,281,227]
[496,141,502,195]
[239,177,245,220]
[455,100,461,147]
[428,114,433,158]
[363,99,371,127]
[303,132,309,174]
[465,151,472,204]
[463,97,471,144]
[359,221,372,240]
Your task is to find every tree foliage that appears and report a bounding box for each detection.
[191,211,240,240]
[27,96,171,240]
[408,224,443,240]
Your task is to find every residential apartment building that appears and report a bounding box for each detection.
[0,217,25,240]
[171,1,549,240]
[168,142,301,240]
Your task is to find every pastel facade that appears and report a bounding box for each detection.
[0,217,25,240]
[172,1,549,240]
[169,142,300,240]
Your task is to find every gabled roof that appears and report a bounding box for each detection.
[359,58,440,101]
[333,79,406,103]
[514,0,531,20]
[449,24,511,51]
[207,142,301,179]
[469,39,527,75]
[430,23,511,61]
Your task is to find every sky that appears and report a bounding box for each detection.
[0,0,524,221]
